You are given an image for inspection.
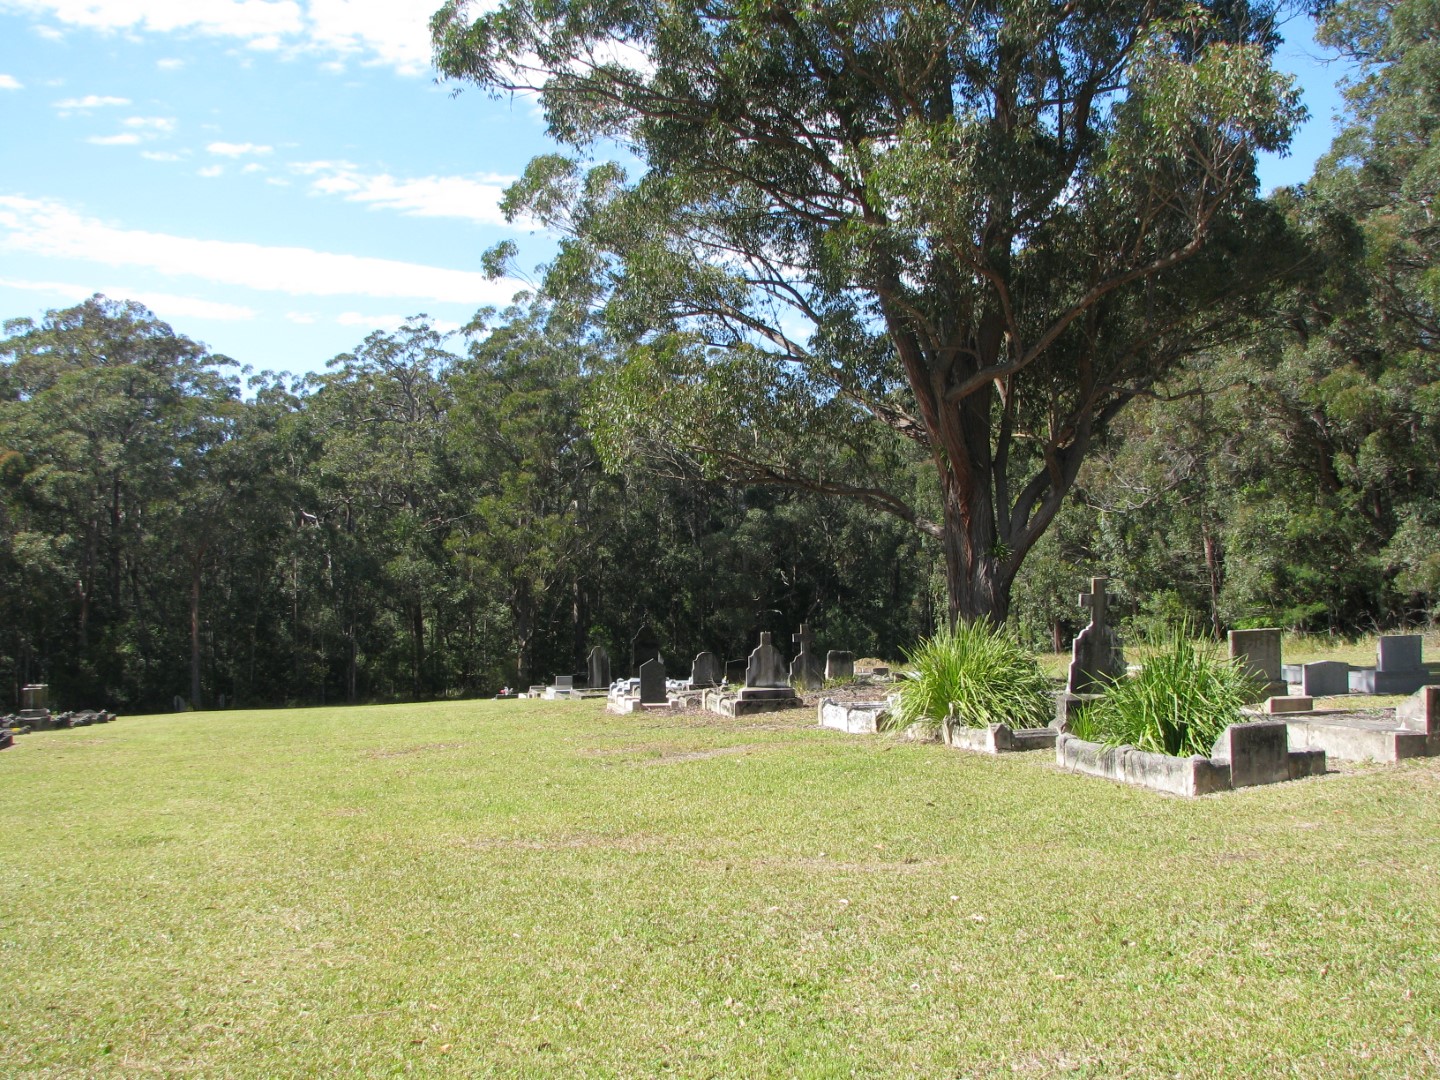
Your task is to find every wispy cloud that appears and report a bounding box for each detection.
[208,141,273,157]
[198,165,225,178]
[8,0,443,75]
[0,75,22,90]
[54,94,130,109]
[142,151,185,162]
[123,116,177,133]
[156,58,185,71]
[293,162,518,227]
[0,196,524,306]
[89,133,143,146]
[0,277,258,321]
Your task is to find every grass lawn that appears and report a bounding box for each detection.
[2,698,1438,1077]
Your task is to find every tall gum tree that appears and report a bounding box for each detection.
[434,0,1306,624]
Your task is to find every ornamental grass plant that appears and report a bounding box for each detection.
[889,621,1052,736]
[1073,626,1254,757]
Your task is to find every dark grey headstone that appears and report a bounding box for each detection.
[1228,628,1286,699]
[1212,721,1291,788]
[1301,660,1349,698]
[825,650,855,681]
[586,645,611,689]
[1377,635,1423,672]
[631,624,663,676]
[21,684,48,712]
[745,633,790,688]
[553,675,574,692]
[690,652,722,688]
[1067,577,1125,694]
[639,658,667,704]
[725,659,747,686]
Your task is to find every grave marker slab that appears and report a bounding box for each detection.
[631,623,663,677]
[1228,628,1287,701]
[586,646,611,689]
[1066,578,1124,695]
[746,632,790,688]
[690,652,722,688]
[724,658,747,686]
[639,658,667,704]
[789,624,824,690]
[825,650,855,682]
[1301,661,1350,698]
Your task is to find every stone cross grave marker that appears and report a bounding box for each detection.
[690,651,722,688]
[639,658,667,704]
[1067,577,1125,695]
[586,645,611,689]
[790,623,824,690]
[746,632,790,688]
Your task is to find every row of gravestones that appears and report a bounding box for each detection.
[591,623,860,700]
[1060,577,1433,718]
[1,685,117,747]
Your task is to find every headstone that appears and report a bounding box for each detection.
[552,675,574,692]
[745,632,790,688]
[1301,660,1349,698]
[631,624,663,676]
[527,685,545,697]
[586,646,611,689]
[638,658,667,704]
[1377,635,1423,673]
[690,652,722,688]
[825,650,855,682]
[21,684,48,712]
[1211,721,1299,788]
[790,624,824,690]
[1228,628,1287,701]
[1066,578,1125,695]
[725,658,748,686]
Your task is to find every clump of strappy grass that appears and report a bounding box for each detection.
[1072,626,1254,757]
[886,621,1052,736]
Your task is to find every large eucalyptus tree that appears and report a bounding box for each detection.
[434,0,1305,623]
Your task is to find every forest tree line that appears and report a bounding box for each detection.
[1,0,1436,712]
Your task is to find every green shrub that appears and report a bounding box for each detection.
[887,622,1052,736]
[1076,628,1253,757]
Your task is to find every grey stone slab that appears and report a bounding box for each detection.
[1396,685,1440,735]
[790,650,824,691]
[1286,715,1438,763]
[1228,628,1286,700]
[586,646,611,690]
[21,684,48,712]
[1067,577,1125,695]
[946,723,1057,754]
[1056,734,1232,796]
[1210,721,1292,788]
[631,624,663,677]
[825,650,855,682]
[724,658,747,686]
[690,651,722,688]
[1377,634,1423,672]
[1350,668,1430,695]
[638,658,667,704]
[745,632,790,688]
[817,699,889,734]
[1301,661,1350,697]
[552,675,574,692]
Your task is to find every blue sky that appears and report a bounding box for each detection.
[0,1,1353,379]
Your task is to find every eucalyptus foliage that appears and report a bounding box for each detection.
[890,620,1051,736]
[434,0,1306,624]
[1073,629,1252,757]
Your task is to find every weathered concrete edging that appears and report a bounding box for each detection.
[944,723,1057,754]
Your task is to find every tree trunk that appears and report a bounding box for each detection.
[190,544,207,709]
[938,479,1014,626]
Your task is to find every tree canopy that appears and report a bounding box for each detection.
[434,0,1306,623]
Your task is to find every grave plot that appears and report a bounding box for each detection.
[1285,684,1440,763]
[1056,722,1325,797]
[706,632,802,717]
[607,658,679,715]
[1,685,117,736]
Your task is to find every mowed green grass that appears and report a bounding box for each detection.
[2,700,1438,1078]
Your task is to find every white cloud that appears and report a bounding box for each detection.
[142,150,184,162]
[156,58,184,70]
[6,0,459,74]
[0,75,22,90]
[296,163,518,226]
[0,277,257,321]
[89,133,142,146]
[54,94,130,109]
[123,116,176,132]
[208,141,272,157]
[198,165,225,177]
[286,311,318,324]
[0,196,524,305]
